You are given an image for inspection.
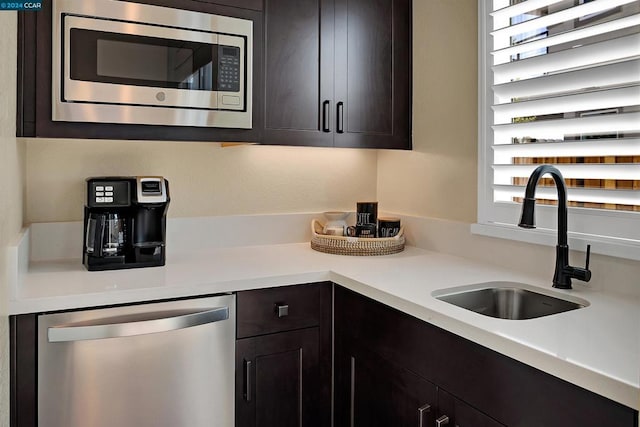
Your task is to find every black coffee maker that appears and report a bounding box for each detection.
[83,176,170,271]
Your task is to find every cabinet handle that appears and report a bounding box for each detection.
[337,101,344,133]
[322,100,331,132]
[244,359,252,402]
[275,303,289,318]
[436,415,450,426]
[418,404,431,427]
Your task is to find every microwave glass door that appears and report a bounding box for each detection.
[71,29,219,92]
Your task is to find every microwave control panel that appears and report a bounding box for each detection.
[217,46,241,92]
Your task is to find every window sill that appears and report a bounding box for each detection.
[471,222,640,261]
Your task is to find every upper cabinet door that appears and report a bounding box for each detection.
[262,0,411,149]
[333,0,412,149]
[262,0,335,147]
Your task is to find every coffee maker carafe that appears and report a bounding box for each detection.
[83,177,170,271]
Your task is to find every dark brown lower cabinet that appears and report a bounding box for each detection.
[336,337,438,426]
[334,285,638,427]
[335,335,503,427]
[236,328,321,427]
[11,283,639,427]
[235,282,332,427]
[437,389,505,427]
[10,314,37,427]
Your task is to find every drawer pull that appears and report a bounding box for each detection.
[275,303,289,318]
[436,415,450,426]
[418,403,431,427]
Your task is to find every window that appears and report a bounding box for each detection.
[476,0,640,260]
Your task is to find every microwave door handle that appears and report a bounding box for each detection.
[47,306,229,343]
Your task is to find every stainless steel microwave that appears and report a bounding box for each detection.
[52,0,253,129]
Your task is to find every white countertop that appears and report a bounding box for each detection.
[10,242,640,411]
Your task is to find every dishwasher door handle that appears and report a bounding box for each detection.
[48,306,229,342]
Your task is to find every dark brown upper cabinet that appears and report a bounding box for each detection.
[16,0,263,142]
[194,0,263,11]
[262,0,412,149]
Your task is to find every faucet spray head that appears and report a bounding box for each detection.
[518,197,537,229]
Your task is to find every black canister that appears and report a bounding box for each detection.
[378,217,401,238]
[356,202,378,237]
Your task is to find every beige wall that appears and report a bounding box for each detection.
[377,0,478,223]
[0,12,26,425]
[377,1,640,304]
[25,140,378,222]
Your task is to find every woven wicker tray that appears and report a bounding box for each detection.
[310,219,405,256]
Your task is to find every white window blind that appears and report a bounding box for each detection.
[477,0,640,258]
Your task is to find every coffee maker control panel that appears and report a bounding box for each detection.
[137,177,168,204]
[141,180,162,195]
[88,180,130,207]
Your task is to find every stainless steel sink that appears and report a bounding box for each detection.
[432,282,589,320]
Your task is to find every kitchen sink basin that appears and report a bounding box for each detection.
[432,282,589,320]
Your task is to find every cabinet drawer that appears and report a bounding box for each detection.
[237,283,322,338]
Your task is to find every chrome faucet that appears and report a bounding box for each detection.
[518,165,591,289]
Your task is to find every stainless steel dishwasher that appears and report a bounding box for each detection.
[37,294,235,427]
